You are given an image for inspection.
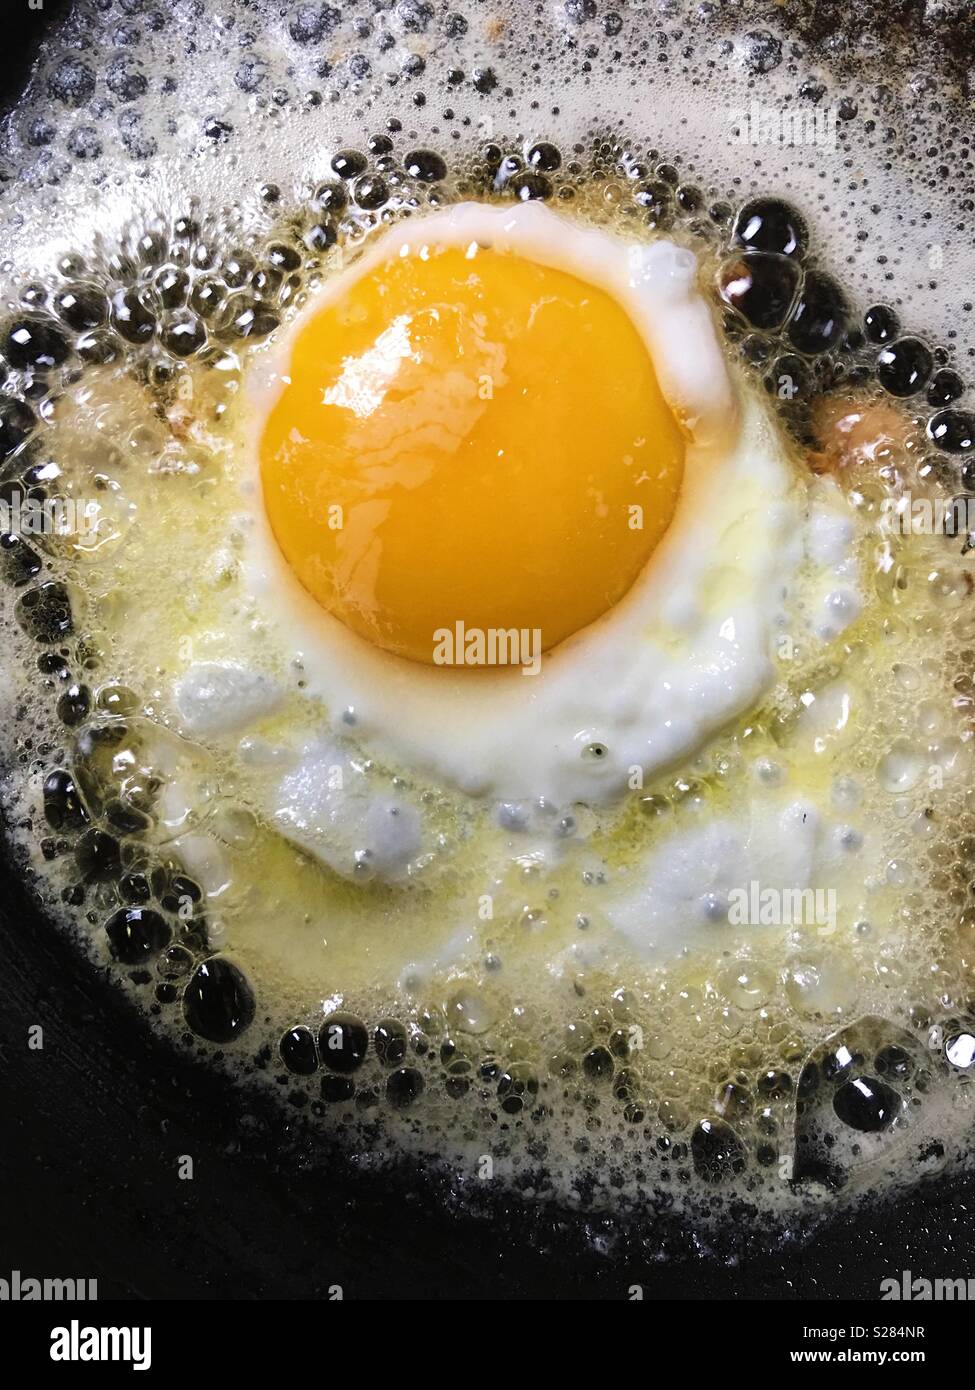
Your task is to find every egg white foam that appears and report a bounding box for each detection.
[604,793,881,963]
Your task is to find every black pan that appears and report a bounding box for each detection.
[2,1,974,1303]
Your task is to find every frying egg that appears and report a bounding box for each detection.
[7,0,972,1226]
[233,202,841,816]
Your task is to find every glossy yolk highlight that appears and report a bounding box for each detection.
[260,242,685,665]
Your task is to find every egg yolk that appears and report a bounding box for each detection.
[260,241,685,665]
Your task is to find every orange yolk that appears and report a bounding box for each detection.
[259,242,685,665]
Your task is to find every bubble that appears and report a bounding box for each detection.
[319,1012,370,1072]
[331,149,367,179]
[42,769,90,832]
[106,56,148,102]
[48,57,96,107]
[105,906,170,965]
[4,317,70,370]
[352,174,389,210]
[788,271,848,355]
[111,289,156,343]
[404,149,447,182]
[374,1018,408,1066]
[718,252,801,330]
[927,369,963,407]
[321,1073,355,1103]
[497,1061,538,1113]
[945,1032,975,1068]
[526,142,561,174]
[446,987,496,1036]
[280,1024,319,1074]
[472,67,498,95]
[877,338,934,397]
[0,532,42,588]
[833,1076,900,1132]
[203,118,233,143]
[74,828,121,883]
[740,31,783,75]
[236,56,269,95]
[733,198,806,258]
[67,127,103,161]
[691,1119,746,1183]
[56,682,91,727]
[877,739,925,793]
[55,284,108,330]
[182,957,256,1042]
[509,172,552,202]
[386,1066,424,1108]
[929,409,975,454]
[15,581,73,643]
[161,314,206,356]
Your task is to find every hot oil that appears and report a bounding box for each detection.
[3,0,975,1227]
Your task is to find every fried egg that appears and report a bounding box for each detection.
[166,205,845,839]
